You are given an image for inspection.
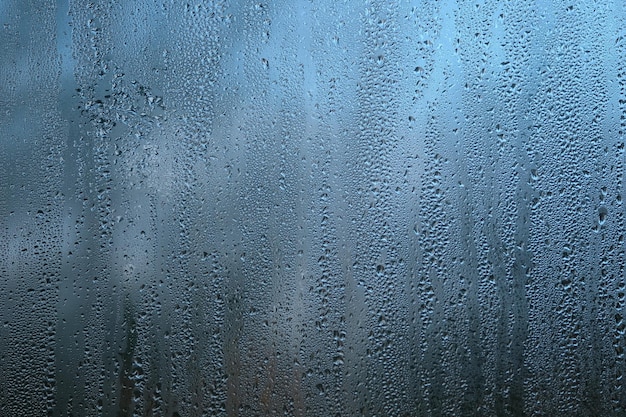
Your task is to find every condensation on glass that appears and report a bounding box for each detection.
[1,0,625,416]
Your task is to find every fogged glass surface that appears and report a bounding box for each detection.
[1,1,625,415]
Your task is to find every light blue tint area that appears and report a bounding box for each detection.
[1,0,625,415]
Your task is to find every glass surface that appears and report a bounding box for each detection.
[1,1,625,415]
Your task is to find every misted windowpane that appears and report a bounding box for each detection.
[1,1,624,416]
